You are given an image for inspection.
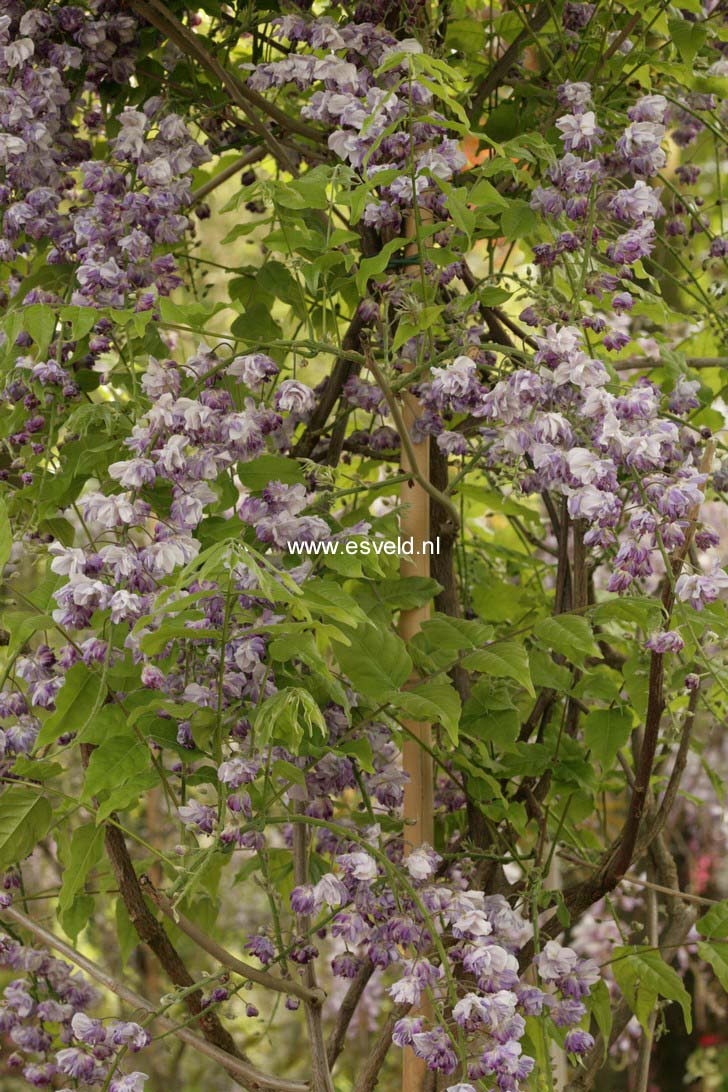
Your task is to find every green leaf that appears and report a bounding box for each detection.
[445,17,485,53]
[254,687,328,751]
[375,577,442,610]
[83,735,150,802]
[58,823,105,913]
[60,895,95,943]
[494,742,550,778]
[0,788,52,870]
[300,580,368,626]
[236,455,306,490]
[116,898,138,966]
[388,674,461,744]
[35,664,104,750]
[445,188,475,238]
[588,979,612,1058]
[76,703,128,745]
[23,303,56,354]
[529,648,572,692]
[10,756,63,782]
[622,656,649,719]
[697,899,728,939]
[356,236,407,293]
[469,178,509,213]
[96,771,158,822]
[592,596,663,629]
[410,614,493,671]
[339,738,375,774]
[461,642,535,696]
[612,946,692,1034]
[270,758,307,787]
[583,707,633,768]
[60,305,98,341]
[231,303,281,344]
[697,941,728,993]
[1,612,52,660]
[271,166,332,210]
[533,615,598,666]
[466,705,520,750]
[668,18,707,67]
[0,495,10,573]
[500,200,538,241]
[333,625,412,699]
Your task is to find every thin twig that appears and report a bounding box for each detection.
[127,0,302,173]
[365,350,461,530]
[191,148,266,204]
[141,879,325,1006]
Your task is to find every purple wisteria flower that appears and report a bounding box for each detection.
[645,630,685,654]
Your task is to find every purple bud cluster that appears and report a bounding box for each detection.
[0,932,150,1090]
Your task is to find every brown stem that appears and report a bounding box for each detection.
[351,1003,412,1092]
[633,684,700,858]
[468,4,550,124]
[326,959,375,1068]
[292,807,335,1092]
[104,823,241,1060]
[191,148,266,204]
[294,311,367,460]
[549,443,715,926]
[429,439,460,618]
[565,834,697,1092]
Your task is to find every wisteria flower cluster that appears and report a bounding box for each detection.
[0,931,150,1091]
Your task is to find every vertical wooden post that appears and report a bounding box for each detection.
[398,211,435,1092]
[398,388,434,1092]
[398,395,434,854]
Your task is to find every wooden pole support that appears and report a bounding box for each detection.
[399,390,435,854]
[399,211,435,1092]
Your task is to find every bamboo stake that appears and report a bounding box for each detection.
[399,403,435,855]
[399,214,435,1092]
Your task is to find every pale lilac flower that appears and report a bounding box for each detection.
[645,630,684,654]
[227,353,279,389]
[676,568,728,611]
[411,1027,458,1075]
[564,1029,595,1055]
[557,81,592,112]
[109,1022,151,1051]
[275,379,316,416]
[555,111,602,152]
[338,851,378,882]
[393,1016,425,1047]
[178,801,216,834]
[109,1075,149,1092]
[313,874,348,909]
[405,845,441,882]
[71,1013,106,1045]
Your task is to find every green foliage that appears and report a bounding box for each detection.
[0,787,52,871]
[612,947,693,1034]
